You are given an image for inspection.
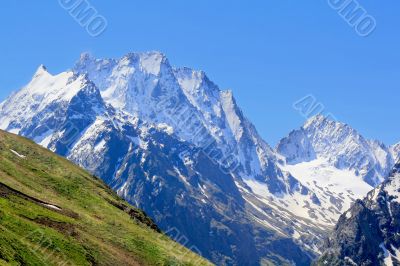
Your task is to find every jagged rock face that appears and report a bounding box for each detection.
[277,128,316,165]
[73,52,281,183]
[392,143,400,163]
[0,54,317,265]
[4,52,398,265]
[317,163,400,266]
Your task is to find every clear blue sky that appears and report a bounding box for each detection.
[1,1,399,145]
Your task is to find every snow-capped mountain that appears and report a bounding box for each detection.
[317,162,400,266]
[0,65,109,155]
[73,52,343,253]
[278,115,394,187]
[0,53,318,265]
[1,52,398,265]
[276,116,400,229]
[73,52,278,183]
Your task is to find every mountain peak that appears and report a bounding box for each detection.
[126,50,165,57]
[173,67,217,96]
[122,51,168,75]
[221,89,233,98]
[78,52,95,64]
[302,115,360,143]
[74,51,169,78]
[33,64,49,78]
[174,67,205,78]
[303,114,333,129]
[278,114,395,186]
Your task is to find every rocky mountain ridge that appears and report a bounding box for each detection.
[317,162,400,266]
[1,52,399,265]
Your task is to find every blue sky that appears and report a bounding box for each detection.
[1,1,399,145]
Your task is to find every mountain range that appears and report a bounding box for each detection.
[0,51,399,265]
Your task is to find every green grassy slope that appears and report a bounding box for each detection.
[0,130,212,266]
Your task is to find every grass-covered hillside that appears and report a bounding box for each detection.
[0,130,212,266]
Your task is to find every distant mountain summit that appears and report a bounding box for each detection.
[1,52,399,265]
[276,115,400,230]
[278,115,394,187]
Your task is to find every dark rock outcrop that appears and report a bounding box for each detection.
[316,163,400,266]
